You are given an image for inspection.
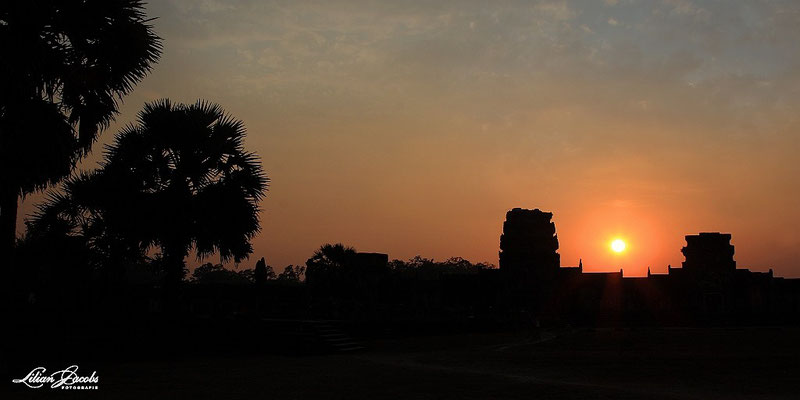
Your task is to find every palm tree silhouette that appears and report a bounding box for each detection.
[0,0,162,270]
[305,243,357,289]
[103,100,268,288]
[30,100,268,292]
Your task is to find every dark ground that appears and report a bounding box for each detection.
[5,327,799,399]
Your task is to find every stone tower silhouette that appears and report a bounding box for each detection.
[499,208,560,277]
[681,232,736,274]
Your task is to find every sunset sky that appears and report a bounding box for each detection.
[18,0,800,277]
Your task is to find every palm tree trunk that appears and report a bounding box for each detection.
[162,247,187,313]
[0,186,18,272]
[164,251,186,288]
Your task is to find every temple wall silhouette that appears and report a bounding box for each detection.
[162,208,799,326]
[498,208,800,325]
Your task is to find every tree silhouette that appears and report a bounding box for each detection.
[277,265,305,283]
[27,170,147,281]
[191,263,253,285]
[254,257,276,284]
[0,0,162,270]
[31,100,268,291]
[305,243,357,288]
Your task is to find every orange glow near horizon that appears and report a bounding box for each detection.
[557,205,669,278]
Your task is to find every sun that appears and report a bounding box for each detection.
[611,239,626,253]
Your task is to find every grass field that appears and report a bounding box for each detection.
[7,327,799,399]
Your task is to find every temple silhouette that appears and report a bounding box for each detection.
[495,208,800,324]
[171,207,800,327]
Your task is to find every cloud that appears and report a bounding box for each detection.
[533,0,576,21]
[663,0,709,20]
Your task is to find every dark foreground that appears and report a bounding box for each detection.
[5,327,799,399]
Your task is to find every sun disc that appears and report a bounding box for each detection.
[611,239,626,253]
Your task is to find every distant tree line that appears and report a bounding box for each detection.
[184,244,493,287]
[389,256,494,277]
[190,259,305,285]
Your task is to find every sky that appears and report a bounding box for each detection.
[18,0,800,277]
